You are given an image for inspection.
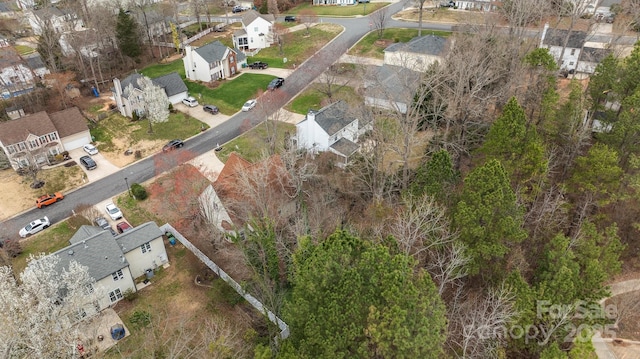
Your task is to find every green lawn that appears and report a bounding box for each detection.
[140,59,186,79]
[15,45,36,56]
[248,23,342,68]
[288,84,361,114]
[289,2,389,16]
[349,28,452,58]
[217,121,296,163]
[186,73,276,114]
[12,221,80,275]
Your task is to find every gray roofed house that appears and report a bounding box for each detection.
[69,225,105,245]
[365,64,421,114]
[330,137,359,158]
[55,231,129,282]
[184,41,240,82]
[577,46,613,75]
[115,222,163,254]
[153,72,188,97]
[384,35,449,71]
[312,101,356,136]
[234,10,275,52]
[540,24,588,72]
[25,54,49,79]
[542,29,587,48]
[112,71,188,117]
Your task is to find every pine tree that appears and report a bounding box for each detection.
[116,8,142,60]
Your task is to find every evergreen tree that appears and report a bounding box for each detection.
[409,149,458,204]
[116,8,142,60]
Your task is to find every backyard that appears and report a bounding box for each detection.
[349,28,451,59]
[289,2,389,16]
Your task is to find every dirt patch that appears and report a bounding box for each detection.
[604,290,640,341]
[101,138,164,168]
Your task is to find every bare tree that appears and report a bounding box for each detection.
[426,241,470,295]
[370,7,390,38]
[272,23,288,55]
[298,9,318,35]
[315,63,351,102]
[75,203,103,224]
[415,0,429,36]
[500,0,550,40]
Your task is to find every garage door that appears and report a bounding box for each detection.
[62,131,91,151]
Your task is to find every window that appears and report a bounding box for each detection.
[254,26,259,32]
[230,56,235,63]
[6,145,15,154]
[49,133,58,141]
[141,242,151,253]
[109,288,123,303]
[17,142,26,151]
[29,139,39,149]
[39,136,49,144]
[570,49,576,55]
[569,61,574,66]
[112,269,124,281]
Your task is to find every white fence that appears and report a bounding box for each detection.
[160,224,290,339]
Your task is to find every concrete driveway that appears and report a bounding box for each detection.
[68,147,120,183]
[174,103,231,128]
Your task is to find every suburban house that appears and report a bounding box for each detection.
[0,47,49,98]
[233,10,275,52]
[203,153,295,235]
[383,35,449,72]
[451,0,499,11]
[25,54,49,79]
[183,41,242,82]
[112,72,188,118]
[65,221,168,309]
[295,100,371,165]
[312,0,355,5]
[576,45,612,77]
[364,65,422,114]
[0,107,91,170]
[27,6,84,36]
[540,25,588,73]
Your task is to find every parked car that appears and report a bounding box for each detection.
[203,105,219,114]
[248,61,268,69]
[242,99,257,111]
[105,203,123,221]
[267,77,285,90]
[182,96,199,107]
[284,15,297,22]
[94,216,110,230]
[19,216,50,238]
[232,5,244,13]
[83,143,99,155]
[36,192,64,208]
[79,155,97,170]
[163,139,184,152]
[116,221,133,233]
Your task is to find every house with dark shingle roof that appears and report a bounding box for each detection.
[36,221,169,311]
[233,10,275,52]
[0,107,91,171]
[0,47,46,98]
[183,41,240,82]
[540,24,588,72]
[295,100,371,165]
[384,35,449,71]
[112,72,188,118]
[577,46,612,75]
[364,65,422,114]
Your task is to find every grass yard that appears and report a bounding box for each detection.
[15,45,36,56]
[290,2,389,16]
[217,121,296,163]
[186,73,276,114]
[349,28,451,58]
[248,23,342,68]
[287,84,361,114]
[140,58,186,79]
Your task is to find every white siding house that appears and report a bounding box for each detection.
[183,41,239,82]
[27,6,85,36]
[115,222,169,279]
[540,24,587,72]
[233,10,275,52]
[296,101,369,164]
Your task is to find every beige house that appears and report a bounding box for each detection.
[0,107,91,171]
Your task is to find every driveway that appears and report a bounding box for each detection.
[241,67,294,78]
[174,103,231,128]
[68,147,121,183]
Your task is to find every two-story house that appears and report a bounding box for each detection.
[183,41,241,82]
[364,65,422,114]
[313,0,355,4]
[27,6,84,36]
[112,72,188,118]
[233,10,275,52]
[296,100,371,165]
[383,35,449,72]
[540,24,588,73]
[0,107,91,171]
[0,47,48,98]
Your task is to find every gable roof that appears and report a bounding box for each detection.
[49,107,88,138]
[153,72,188,97]
[366,65,421,104]
[194,41,232,63]
[69,225,105,244]
[310,100,356,136]
[120,73,145,93]
[25,54,46,70]
[115,222,163,254]
[385,35,448,56]
[330,137,359,157]
[242,10,275,26]
[214,152,252,191]
[579,47,611,63]
[0,111,56,145]
[543,29,587,48]
[54,231,129,281]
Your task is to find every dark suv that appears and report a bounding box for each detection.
[249,61,268,69]
[203,105,219,114]
[162,139,184,152]
[267,77,285,90]
[79,155,97,170]
[284,16,297,22]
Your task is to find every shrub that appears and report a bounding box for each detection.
[3,239,22,258]
[134,150,142,159]
[131,182,148,200]
[128,309,151,329]
[123,288,139,301]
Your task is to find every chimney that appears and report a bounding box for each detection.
[83,240,88,249]
[68,250,74,256]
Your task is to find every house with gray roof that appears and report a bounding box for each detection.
[296,101,371,165]
[0,106,91,171]
[384,35,450,71]
[364,65,422,114]
[0,47,49,98]
[39,221,169,311]
[183,41,240,82]
[577,46,612,76]
[112,72,188,118]
[233,10,275,53]
[540,24,588,72]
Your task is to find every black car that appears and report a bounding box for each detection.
[203,105,219,114]
[284,15,297,22]
[232,5,243,13]
[249,61,268,69]
[79,155,97,170]
[267,77,285,90]
[163,139,184,152]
